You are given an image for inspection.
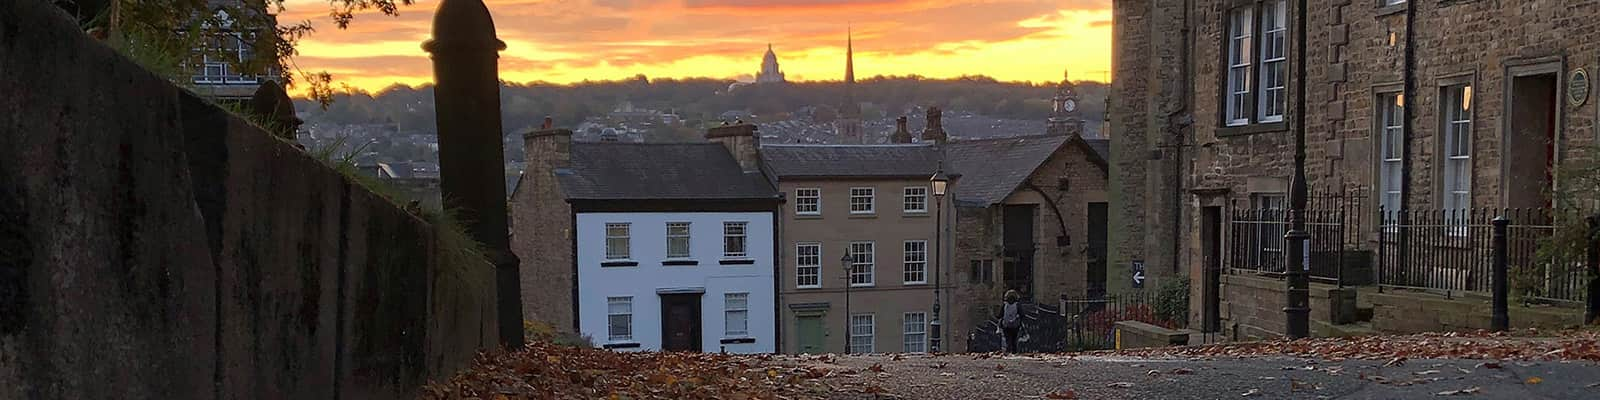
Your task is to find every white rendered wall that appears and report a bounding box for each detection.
[576,212,776,353]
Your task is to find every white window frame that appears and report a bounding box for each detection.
[605,223,631,260]
[902,312,927,353]
[849,187,876,214]
[902,186,928,213]
[795,188,822,216]
[796,242,822,289]
[1382,0,1407,6]
[1378,92,1405,220]
[902,240,928,284]
[1441,84,1472,212]
[849,314,875,354]
[724,293,749,337]
[722,222,748,258]
[1225,6,1254,126]
[607,296,633,342]
[1257,0,1288,123]
[666,222,691,259]
[849,241,876,287]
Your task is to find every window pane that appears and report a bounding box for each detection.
[667,222,691,259]
[903,187,927,212]
[903,240,927,283]
[850,242,875,286]
[851,188,875,213]
[796,188,821,215]
[607,297,632,341]
[725,293,749,336]
[1225,6,1254,126]
[723,222,747,257]
[902,312,927,353]
[849,314,875,353]
[797,243,821,288]
[605,223,630,260]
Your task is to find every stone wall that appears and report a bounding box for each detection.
[512,129,576,331]
[1370,291,1584,334]
[0,1,498,398]
[1219,275,1356,341]
[1114,320,1188,349]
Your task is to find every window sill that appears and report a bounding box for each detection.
[848,214,878,219]
[796,285,822,290]
[901,212,930,218]
[849,283,876,288]
[602,342,641,349]
[719,337,757,344]
[601,260,640,267]
[903,282,929,286]
[1216,122,1289,138]
[1376,3,1407,17]
[795,214,823,220]
[720,258,756,265]
[662,259,699,266]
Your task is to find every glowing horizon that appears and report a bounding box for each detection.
[279,0,1112,97]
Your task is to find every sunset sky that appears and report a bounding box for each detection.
[279,0,1112,96]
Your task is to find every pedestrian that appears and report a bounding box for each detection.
[1001,290,1021,353]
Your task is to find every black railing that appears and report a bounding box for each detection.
[1059,292,1185,351]
[1227,188,1368,286]
[1376,207,1587,304]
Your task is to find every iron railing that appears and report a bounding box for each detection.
[1227,188,1368,286]
[1376,207,1587,304]
[1059,292,1185,351]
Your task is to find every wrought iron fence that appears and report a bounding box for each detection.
[1376,207,1587,304]
[1059,292,1185,351]
[1227,188,1368,286]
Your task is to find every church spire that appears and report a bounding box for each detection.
[845,27,855,85]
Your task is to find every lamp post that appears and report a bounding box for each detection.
[841,251,853,354]
[1283,0,1311,339]
[929,165,950,352]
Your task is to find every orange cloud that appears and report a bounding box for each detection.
[278,0,1112,96]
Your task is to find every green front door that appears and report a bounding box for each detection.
[796,316,825,354]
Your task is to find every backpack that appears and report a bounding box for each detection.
[1001,302,1021,329]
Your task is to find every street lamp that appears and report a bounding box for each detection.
[841,250,854,354]
[929,164,950,352]
[1283,0,1311,339]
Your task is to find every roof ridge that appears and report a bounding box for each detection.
[950,133,1068,144]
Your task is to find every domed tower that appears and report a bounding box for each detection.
[1047,69,1085,137]
[757,44,786,83]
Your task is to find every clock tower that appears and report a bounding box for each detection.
[1047,69,1084,137]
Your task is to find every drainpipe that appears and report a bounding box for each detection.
[1401,0,1416,274]
[1165,0,1195,278]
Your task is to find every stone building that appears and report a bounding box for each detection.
[835,30,865,144]
[761,142,947,354]
[1111,0,1600,337]
[945,133,1109,352]
[757,44,786,84]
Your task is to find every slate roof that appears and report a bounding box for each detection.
[1084,138,1110,162]
[759,144,943,179]
[556,143,777,201]
[944,135,1072,206]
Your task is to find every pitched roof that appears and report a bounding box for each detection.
[555,143,776,201]
[1084,138,1110,162]
[944,135,1071,205]
[759,144,943,179]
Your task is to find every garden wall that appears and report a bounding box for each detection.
[0,1,498,398]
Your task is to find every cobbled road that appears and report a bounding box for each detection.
[772,353,1600,399]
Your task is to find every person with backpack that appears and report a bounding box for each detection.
[1001,290,1022,353]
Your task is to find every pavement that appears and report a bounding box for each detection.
[773,353,1600,399]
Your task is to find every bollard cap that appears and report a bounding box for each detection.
[422,0,506,53]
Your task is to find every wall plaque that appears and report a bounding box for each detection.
[1570,68,1590,107]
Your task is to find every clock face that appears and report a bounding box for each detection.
[1063,99,1077,112]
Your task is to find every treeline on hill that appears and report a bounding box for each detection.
[297,75,1109,135]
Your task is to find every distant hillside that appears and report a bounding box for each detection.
[295,75,1108,136]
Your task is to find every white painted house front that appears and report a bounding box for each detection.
[576,212,776,353]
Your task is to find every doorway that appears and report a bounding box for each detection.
[1505,67,1560,208]
[660,294,702,352]
[1003,204,1037,300]
[1086,202,1109,299]
[1201,206,1223,333]
[795,315,825,354]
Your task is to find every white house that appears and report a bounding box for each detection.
[577,212,776,353]
[513,123,781,353]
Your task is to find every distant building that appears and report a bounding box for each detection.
[757,44,786,84]
[1046,70,1085,137]
[512,124,782,353]
[185,0,282,101]
[834,30,864,144]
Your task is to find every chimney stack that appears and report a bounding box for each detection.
[890,116,913,144]
[707,123,760,172]
[921,107,948,144]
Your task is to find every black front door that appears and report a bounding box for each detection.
[1087,202,1109,299]
[1202,206,1223,333]
[660,294,702,352]
[1003,205,1037,300]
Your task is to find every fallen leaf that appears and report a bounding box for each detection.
[1525,377,1543,385]
[1475,362,1502,370]
[1147,369,1161,376]
[1586,382,1599,388]
[868,364,885,373]
[1384,357,1408,367]
[1172,368,1195,375]
[1107,382,1136,388]
[1045,389,1078,399]
[1241,389,1261,397]
[1416,370,1442,376]
[1435,386,1481,396]
[995,364,1006,371]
